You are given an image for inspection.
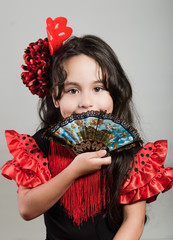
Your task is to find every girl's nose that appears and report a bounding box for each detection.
[79,92,94,109]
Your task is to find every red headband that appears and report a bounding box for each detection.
[21,17,73,98]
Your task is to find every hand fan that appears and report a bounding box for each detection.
[43,111,142,155]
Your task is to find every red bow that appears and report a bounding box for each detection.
[46,17,73,55]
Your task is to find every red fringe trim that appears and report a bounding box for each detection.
[48,141,108,226]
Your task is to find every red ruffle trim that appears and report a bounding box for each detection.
[1,132,173,207]
[120,140,173,204]
[1,130,52,188]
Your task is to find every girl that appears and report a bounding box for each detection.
[1,17,173,240]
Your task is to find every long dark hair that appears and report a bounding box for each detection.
[39,35,143,230]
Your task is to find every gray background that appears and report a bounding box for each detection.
[0,0,173,239]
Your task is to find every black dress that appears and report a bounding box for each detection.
[1,129,172,239]
[33,129,118,240]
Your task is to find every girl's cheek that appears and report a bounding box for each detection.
[98,94,113,113]
[59,101,76,118]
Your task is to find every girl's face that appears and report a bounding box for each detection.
[52,54,113,118]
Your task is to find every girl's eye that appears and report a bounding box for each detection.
[68,88,79,94]
[94,87,103,92]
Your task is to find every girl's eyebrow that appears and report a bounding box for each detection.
[92,80,104,84]
[64,82,80,87]
[64,80,103,87]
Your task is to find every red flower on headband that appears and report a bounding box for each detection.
[21,17,73,98]
[21,38,50,98]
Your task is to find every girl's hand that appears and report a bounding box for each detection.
[18,150,111,221]
[69,150,111,179]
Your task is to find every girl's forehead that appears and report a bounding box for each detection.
[63,54,103,80]
[63,54,96,67]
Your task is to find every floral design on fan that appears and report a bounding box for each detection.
[43,111,142,155]
[21,38,50,98]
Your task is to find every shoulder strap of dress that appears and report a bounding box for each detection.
[33,128,50,157]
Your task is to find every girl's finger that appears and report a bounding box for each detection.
[86,150,107,158]
[101,156,112,165]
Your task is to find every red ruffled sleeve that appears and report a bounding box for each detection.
[1,130,52,189]
[120,140,173,204]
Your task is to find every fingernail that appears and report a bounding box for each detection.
[100,150,107,155]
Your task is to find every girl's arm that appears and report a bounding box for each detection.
[18,150,111,220]
[113,200,146,240]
